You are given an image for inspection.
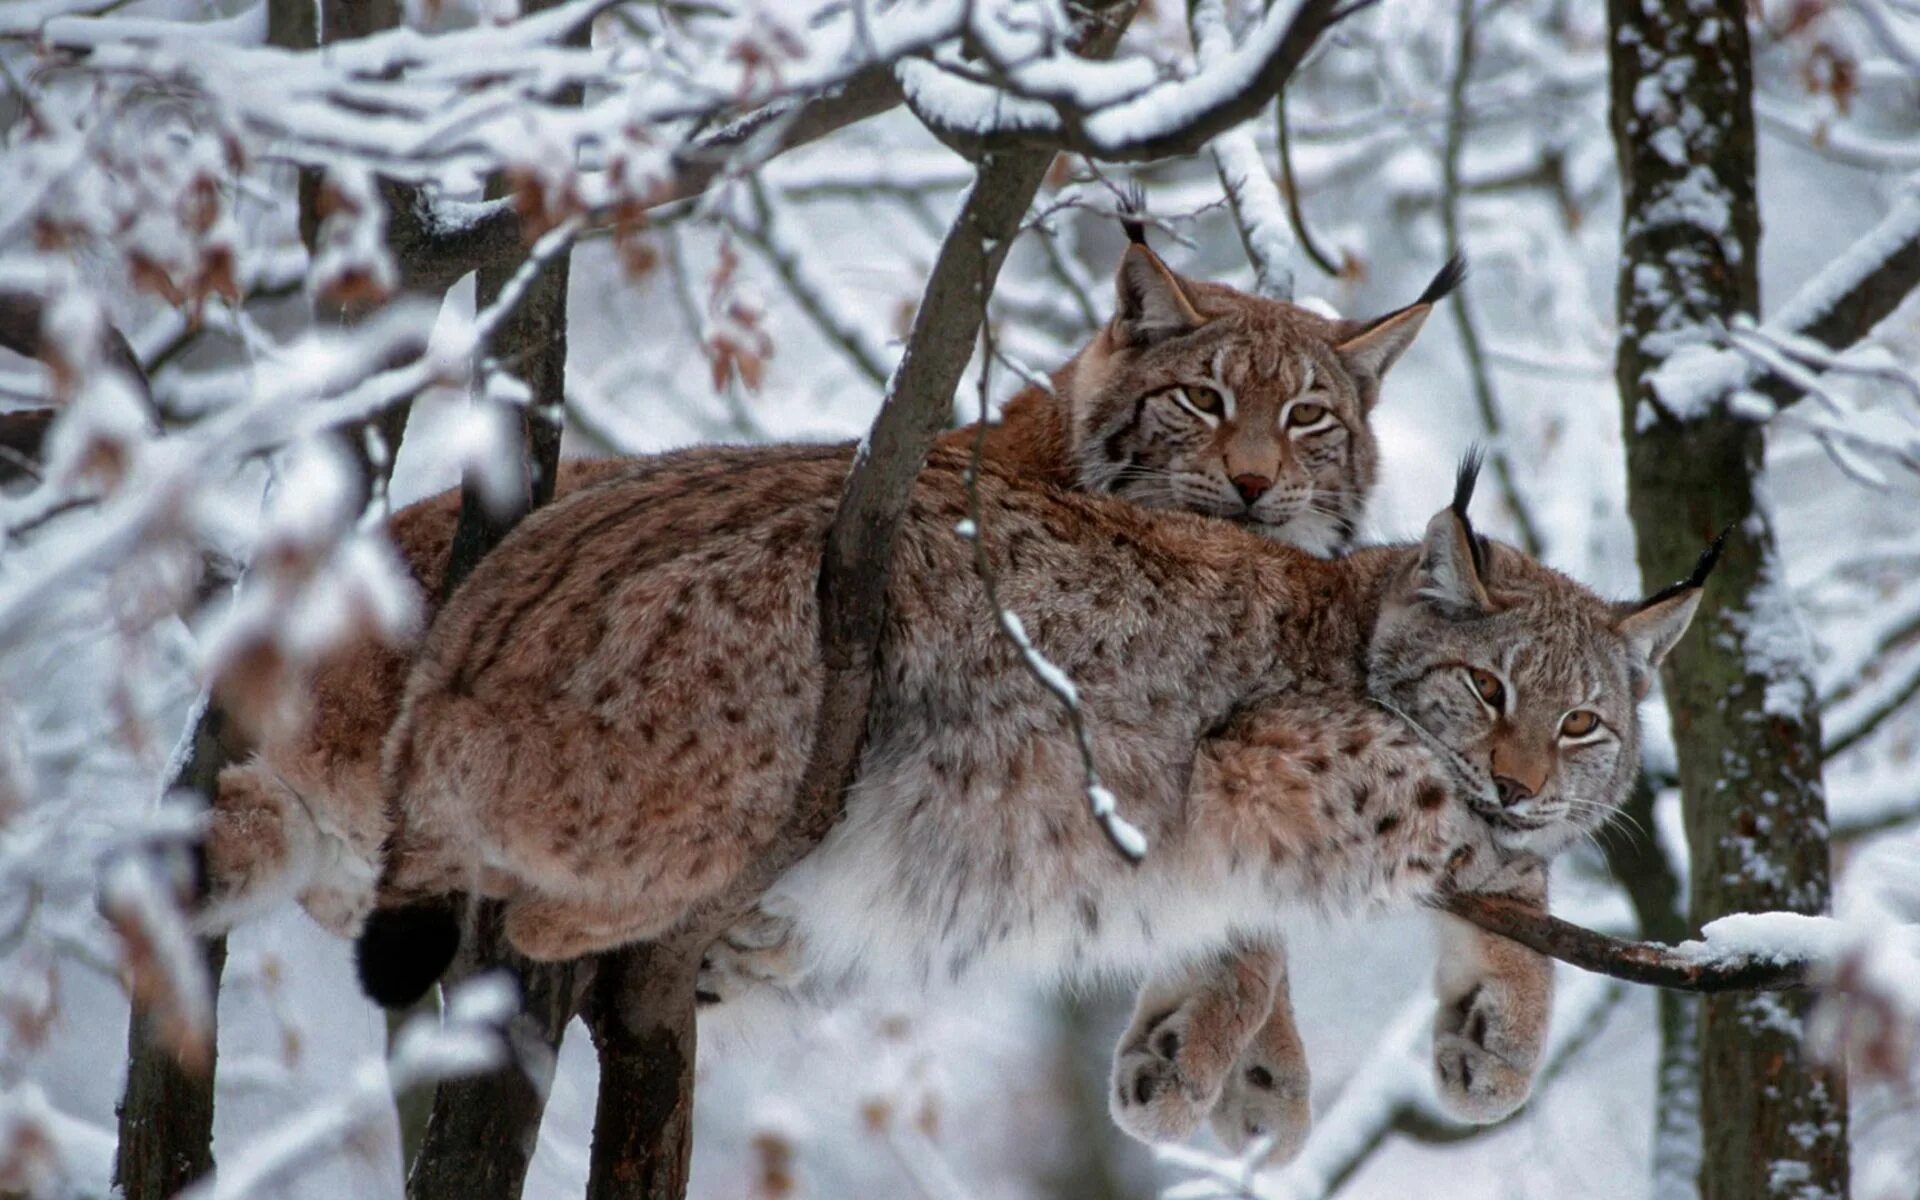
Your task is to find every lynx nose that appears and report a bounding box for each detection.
[1231,473,1272,505]
[1493,775,1536,808]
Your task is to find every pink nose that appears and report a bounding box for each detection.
[1232,474,1272,504]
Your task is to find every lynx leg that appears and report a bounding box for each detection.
[1431,865,1554,1122]
[1110,943,1279,1145]
[1210,939,1311,1161]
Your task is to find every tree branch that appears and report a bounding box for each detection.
[1437,893,1814,993]
[1192,0,1296,300]
[391,64,906,294]
[1650,188,1920,417]
[903,0,1344,163]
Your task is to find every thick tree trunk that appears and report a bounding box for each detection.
[582,943,703,1200]
[1608,4,1848,1198]
[406,905,595,1199]
[113,938,226,1199]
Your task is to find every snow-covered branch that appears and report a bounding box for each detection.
[1438,893,1821,993]
[959,290,1146,863]
[1650,181,1920,419]
[902,0,1345,163]
[1190,0,1295,301]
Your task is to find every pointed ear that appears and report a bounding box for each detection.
[1114,244,1206,348]
[1616,526,1728,698]
[1616,590,1703,700]
[1413,449,1492,615]
[1336,305,1431,383]
[1335,256,1464,401]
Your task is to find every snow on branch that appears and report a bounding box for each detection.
[1650,180,1920,419]
[902,0,1346,163]
[1190,0,1296,300]
[1438,892,1824,993]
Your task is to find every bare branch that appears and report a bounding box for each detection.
[731,176,893,387]
[1437,893,1815,993]
[1438,0,1541,557]
[1274,90,1342,278]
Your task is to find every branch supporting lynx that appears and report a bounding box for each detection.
[1437,893,1813,993]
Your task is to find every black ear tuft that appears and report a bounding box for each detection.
[1638,523,1733,611]
[1452,445,1484,524]
[1118,182,1148,246]
[356,901,461,1008]
[1418,254,1467,307]
[1452,445,1488,576]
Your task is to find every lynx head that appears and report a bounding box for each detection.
[1366,454,1722,856]
[1064,226,1461,556]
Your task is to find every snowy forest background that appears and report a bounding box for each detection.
[1,0,1918,1198]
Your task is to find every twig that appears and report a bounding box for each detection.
[1192,0,1295,300]
[1274,89,1341,277]
[734,176,892,387]
[1437,0,1541,557]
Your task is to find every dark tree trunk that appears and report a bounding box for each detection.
[406,904,595,1199]
[112,700,236,1199]
[581,943,703,1200]
[1608,3,1848,1198]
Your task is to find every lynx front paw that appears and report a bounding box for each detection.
[1209,1048,1311,1162]
[1110,1006,1219,1143]
[696,910,806,1006]
[1432,987,1534,1123]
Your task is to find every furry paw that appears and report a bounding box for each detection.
[1110,1006,1219,1143]
[1209,1046,1311,1162]
[1432,986,1534,1123]
[1433,1031,1532,1122]
[697,909,806,1005]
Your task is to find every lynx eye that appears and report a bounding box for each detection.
[1560,710,1601,740]
[1179,386,1225,416]
[1464,667,1505,711]
[1286,401,1329,428]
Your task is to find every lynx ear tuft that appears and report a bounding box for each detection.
[1117,181,1149,246]
[1415,448,1492,615]
[1418,254,1468,307]
[1617,525,1729,698]
[1114,244,1206,348]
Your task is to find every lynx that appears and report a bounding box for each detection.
[201,227,1449,936]
[359,446,1711,1158]
[200,234,1500,1160]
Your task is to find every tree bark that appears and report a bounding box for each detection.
[1608,4,1848,1198]
[406,906,595,1199]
